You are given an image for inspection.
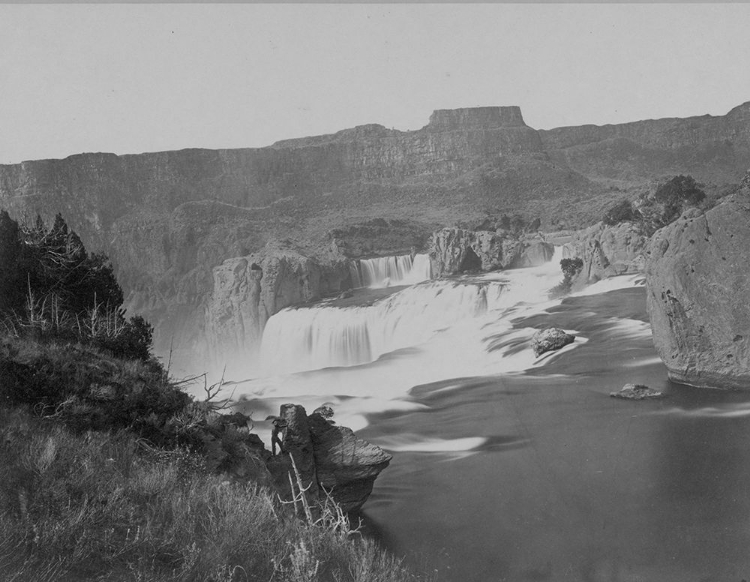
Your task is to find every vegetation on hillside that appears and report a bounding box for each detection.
[549,258,584,299]
[0,211,153,361]
[458,213,542,235]
[600,175,713,234]
[0,211,427,582]
[0,408,422,582]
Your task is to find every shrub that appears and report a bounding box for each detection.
[634,175,708,233]
[653,175,706,225]
[549,258,583,299]
[0,211,153,362]
[602,199,640,226]
[560,258,583,281]
[0,337,186,435]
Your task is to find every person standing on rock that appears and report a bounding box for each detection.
[265,415,288,455]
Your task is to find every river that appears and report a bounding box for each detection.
[225,251,750,582]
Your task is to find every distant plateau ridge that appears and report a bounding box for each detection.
[1,102,749,375]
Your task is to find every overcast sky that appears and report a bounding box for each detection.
[2,3,750,164]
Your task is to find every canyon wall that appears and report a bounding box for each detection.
[1,103,749,375]
[429,228,554,277]
[563,222,649,290]
[205,245,351,377]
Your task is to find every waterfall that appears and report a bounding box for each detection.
[353,253,432,288]
[261,279,507,374]
[260,246,565,376]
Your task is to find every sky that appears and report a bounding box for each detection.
[2,3,750,164]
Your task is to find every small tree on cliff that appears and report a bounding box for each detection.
[0,210,23,313]
[602,199,641,226]
[653,175,706,224]
[0,211,154,361]
[549,257,584,299]
[19,213,124,316]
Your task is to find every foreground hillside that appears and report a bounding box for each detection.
[0,350,424,582]
[0,214,423,582]
[1,102,748,373]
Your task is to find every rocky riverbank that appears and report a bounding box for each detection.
[645,180,750,389]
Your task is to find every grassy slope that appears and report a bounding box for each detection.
[0,336,428,582]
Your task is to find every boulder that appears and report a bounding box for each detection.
[610,383,663,400]
[266,404,391,513]
[645,189,750,389]
[308,413,392,513]
[532,328,575,357]
[564,221,648,290]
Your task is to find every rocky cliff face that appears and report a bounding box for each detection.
[2,103,749,374]
[564,222,649,290]
[205,245,351,376]
[429,227,554,277]
[540,102,750,183]
[266,404,392,513]
[645,189,750,389]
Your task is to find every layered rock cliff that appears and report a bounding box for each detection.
[2,102,749,374]
[205,245,351,376]
[429,227,554,277]
[563,222,649,290]
[540,101,750,184]
[645,189,750,389]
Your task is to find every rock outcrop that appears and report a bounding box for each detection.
[205,244,351,375]
[532,328,575,357]
[645,189,750,389]
[267,404,391,513]
[429,228,554,277]
[564,221,648,290]
[610,384,663,400]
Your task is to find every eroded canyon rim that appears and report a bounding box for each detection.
[2,102,749,374]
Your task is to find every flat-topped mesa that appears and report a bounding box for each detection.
[426,106,527,131]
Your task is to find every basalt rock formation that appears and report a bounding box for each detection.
[205,244,351,375]
[564,221,649,290]
[429,227,554,277]
[2,103,750,374]
[266,404,392,513]
[645,186,750,389]
[532,328,576,357]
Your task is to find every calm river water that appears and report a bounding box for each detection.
[360,288,750,582]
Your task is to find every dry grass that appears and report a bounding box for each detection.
[0,400,428,582]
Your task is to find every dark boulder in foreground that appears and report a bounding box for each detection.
[610,383,663,400]
[308,413,392,512]
[532,327,575,357]
[267,404,391,513]
[646,187,750,389]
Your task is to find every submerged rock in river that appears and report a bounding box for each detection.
[610,383,663,400]
[532,327,575,357]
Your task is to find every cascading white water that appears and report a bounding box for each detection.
[352,253,432,288]
[227,245,645,437]
[260,278,508,374]
[260,247,566,376]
